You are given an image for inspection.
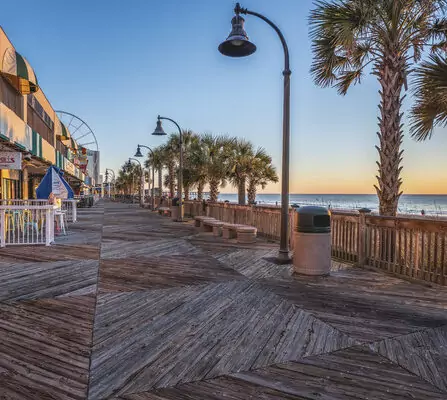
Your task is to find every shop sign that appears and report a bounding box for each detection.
[0,151,22,169]
[64,159,75,175]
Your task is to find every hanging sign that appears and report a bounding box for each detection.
[51,170,68,198]
[0,151,22,169]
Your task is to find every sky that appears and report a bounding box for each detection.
[2,0,446,194]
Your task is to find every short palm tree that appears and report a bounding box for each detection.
[410,54,447,140]
[145,146,164,198]
[160,139,177,198]
[116,161,141,195]
[247,148,279,204]
[201,134,234,202]
[310,0,447,216]
[229,139,254,205]
[189,138,208,201]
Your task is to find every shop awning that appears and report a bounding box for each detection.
[1,48,39,94]
[70,137,79,152]
[57,121,71,141]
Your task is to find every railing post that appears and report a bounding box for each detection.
[357,208,371,267]
[45,207,53,246]
[0,209,5,247]
[72,200,77,223]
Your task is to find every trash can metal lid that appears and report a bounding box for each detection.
[295,206,331,233]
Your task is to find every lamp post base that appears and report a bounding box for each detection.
[277,249,292,264]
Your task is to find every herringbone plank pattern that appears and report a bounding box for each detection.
[0,201,446,399]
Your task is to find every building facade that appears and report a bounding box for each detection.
[0,27,91,199]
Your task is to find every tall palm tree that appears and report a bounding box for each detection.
[229,139,254,205]
[247,148,279,204]
[309,0,447,216]
[410,54,447,140]
[200,134,234,202]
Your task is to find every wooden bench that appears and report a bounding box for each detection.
[203,219,224,236]
[222,223,240,239]
[158,207,171,217]
[194,216,214,228]
[236,225,257,244]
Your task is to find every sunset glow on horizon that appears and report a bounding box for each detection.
[2,0,446,195]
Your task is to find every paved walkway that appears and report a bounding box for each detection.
[0,201,446,399]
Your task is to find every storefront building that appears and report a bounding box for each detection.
[0,27,87,199]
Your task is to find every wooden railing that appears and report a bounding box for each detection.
[183,201,447,286]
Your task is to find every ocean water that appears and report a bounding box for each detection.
[212,193,447,216]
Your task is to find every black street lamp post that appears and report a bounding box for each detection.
[219,2,291,262]
[152,115,184,222]
[135,144,156,210]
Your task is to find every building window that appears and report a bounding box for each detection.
[0,76,24,118]
[27,95,54,131]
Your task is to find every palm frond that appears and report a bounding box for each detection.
[410,54,447,140]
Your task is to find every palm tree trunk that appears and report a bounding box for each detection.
[374,54,405,217]
[197,181,204,201]
[168,163,175,198]
[375,53,405,264]
[184,186,190,201]
[209,180,219,202]
[158,167,162,201]
[238,177,246,205]
[247,180,256,204]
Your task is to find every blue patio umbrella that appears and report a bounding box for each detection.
[36,166,74,199]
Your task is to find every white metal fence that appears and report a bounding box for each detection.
[61,200,77,223]
[0,199,77,223]
[0,205,55,247]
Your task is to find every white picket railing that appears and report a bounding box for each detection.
[0,205,55,247]
[61,200,78,223]
[0,199,78,223]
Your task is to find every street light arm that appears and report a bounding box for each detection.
[236,4,290,74]
[158,116,183,144]
[137,144,154,157]
[128,157,142,171]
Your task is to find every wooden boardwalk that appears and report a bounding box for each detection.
[0,201,446,399]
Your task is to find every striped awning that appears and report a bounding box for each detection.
[1,48,39,94]
[70,137,79,152]
[57,121,71,141]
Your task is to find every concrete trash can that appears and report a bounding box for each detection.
[293,206,331,276]
[170,206,179,221]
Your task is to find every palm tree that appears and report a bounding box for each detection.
[247,148,279,204]
[410,54,447,140]
[160,139,177,198]
[116,161,141,195]
[200,134,234,202]
[145,146,164,198]
[160,130,197,199]
[181,131,200,201]
[229,139,255,205]
[188,137,209,201]
[309,0,447,216]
